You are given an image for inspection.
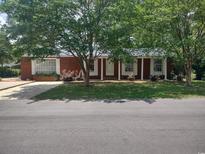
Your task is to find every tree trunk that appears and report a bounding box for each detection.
[83,59,90,87]
[77,58,90,87]
[184,60,192,86]
[84,69,90,87]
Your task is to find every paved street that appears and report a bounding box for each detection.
[0,98,205,154]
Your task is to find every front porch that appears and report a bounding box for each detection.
[90,57,169,81]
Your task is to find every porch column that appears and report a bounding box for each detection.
[164,57,167,80]
[118,60,121,80]
[31,60,36,75]
[101,58,103,80]
[56,58,60,75]
[141,58,144,80]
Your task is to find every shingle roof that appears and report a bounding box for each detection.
[128,48,166,57]
[100,48,166,57]
[27,48,167,57]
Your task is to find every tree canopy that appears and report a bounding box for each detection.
[0,28,12,67]
[134,0,205,85]
[1,0,205,85]
[1,0,136,85]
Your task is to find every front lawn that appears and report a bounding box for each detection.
[34,81,205,100]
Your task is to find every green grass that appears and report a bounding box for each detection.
[34,81,205,100]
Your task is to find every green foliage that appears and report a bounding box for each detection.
[135,0,205,85]
[1,0,60,58]
[193,57,205,80]
[1,0,137,85]
[35,72,59,77]
[2,0,205,86]
[0,67,20,77]
[0,29,13,66]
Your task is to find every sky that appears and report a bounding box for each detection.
[0,0,7,25]
[0,13,7,26]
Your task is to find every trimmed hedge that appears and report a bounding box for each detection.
[0,67,20,78]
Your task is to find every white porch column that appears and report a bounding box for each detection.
[56,58,60,75]
[164,57,167,80]
[31,60,36,75]
[101,58,103,80]
[118,60,121,80]
[141,58,144,80]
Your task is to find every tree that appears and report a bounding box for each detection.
[0,29,12,67]
[136,0,205,85]
[1,0,136,86]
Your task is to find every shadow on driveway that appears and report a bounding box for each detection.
[0,82,63,100]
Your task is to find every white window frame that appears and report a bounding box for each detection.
[125,63,134,72]
[122,59,138,76]
[31,58,60,75]
[151,58,164,75]
[90,59,98,76]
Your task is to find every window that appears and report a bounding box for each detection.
[122,59,138,76]
[89,59,94,72]
[154,59,162,72]
[35,59,56,74]
[125,63,134,72]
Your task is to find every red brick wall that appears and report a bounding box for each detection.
[60,58,101,79]
[60,57,81,73]
[21,57,32,80]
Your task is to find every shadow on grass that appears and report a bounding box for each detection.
[32,81,205,104]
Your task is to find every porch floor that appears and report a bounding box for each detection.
[70,80,148,83]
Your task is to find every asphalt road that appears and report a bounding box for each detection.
[0,98,205,154]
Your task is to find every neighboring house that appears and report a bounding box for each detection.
[21,49,173,81]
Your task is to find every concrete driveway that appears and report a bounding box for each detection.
[0,81,63,100]
[0,81,33,90]
[0,98,205,154]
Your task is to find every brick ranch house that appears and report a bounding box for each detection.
[21,49,173,81]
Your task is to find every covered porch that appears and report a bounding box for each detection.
[90,57,168,81]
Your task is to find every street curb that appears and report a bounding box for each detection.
[0,81,34,91]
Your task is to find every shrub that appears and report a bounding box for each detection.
[0,67,20,78]
[150,75,158,81]
[35,72,59,77]
[159,75,165,80]
[177,75,183,82]
[35,72,60,79]
[0,77,2,81]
